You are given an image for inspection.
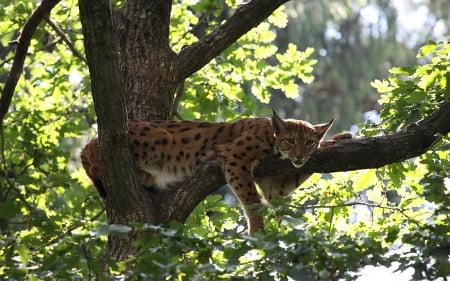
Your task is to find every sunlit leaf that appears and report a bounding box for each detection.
[353,169,377,192]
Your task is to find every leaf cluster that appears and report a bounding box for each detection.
[373,41,450,131]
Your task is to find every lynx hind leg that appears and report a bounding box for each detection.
[87,164,107,198]
[256,172,312,203]
[135,169,159,192]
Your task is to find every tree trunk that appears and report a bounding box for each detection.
[78,0,151,263]
[80,0,184,265]
[78,0,292,267]
[115,0,177,121]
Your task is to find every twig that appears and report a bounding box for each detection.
[39,207,106,248]
[289,200,417,221]
[43,17,87,63]
[290,201,403,211]
[292,200,430,227]
[174,112,184,121]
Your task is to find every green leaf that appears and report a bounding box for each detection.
[353,169,377,192]
[371,79,393,93]
[268,6,288,28]
[0,200,20,219]
[389,66,416,75]
[417,41,437,58]
[385,226,400,243]
[284,82,299,99]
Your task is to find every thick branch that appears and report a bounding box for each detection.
[159,102,450,224]
[259,101,450,175]
[177,0,289,81]
[0,0,60,124]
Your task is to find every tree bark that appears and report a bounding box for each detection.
[115,0,177,120]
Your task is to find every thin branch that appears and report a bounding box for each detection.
[80,243,94,278]
[290,201,404,211]
[177,0,289,81]
[171,80,185,120]
[44,17,87,63]
[174,112,184,121]
[0,0,61,124]
[290,200,424,224]
[40,207,105,248]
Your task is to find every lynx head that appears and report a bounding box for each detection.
[271,111,333,168]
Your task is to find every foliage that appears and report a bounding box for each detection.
[0,0,449,280]
[0,0,105,279]
[172,3,317,121]
[374,41,450,130]
[368,40,450,280]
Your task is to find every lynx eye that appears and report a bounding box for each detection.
[305,140,315,146]
[284,138,295,146]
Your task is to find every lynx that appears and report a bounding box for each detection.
[81,112,334,234]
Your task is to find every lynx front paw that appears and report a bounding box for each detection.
[330,132,353,141]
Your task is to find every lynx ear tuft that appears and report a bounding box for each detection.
[271,110,286,135]
[314,118,334,139]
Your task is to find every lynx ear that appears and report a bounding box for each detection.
[271,110,286,135]
[314,118,334,139]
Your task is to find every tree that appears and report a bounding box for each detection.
[0,0,449,280]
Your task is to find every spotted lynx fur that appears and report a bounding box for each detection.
[81,112,334,234]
